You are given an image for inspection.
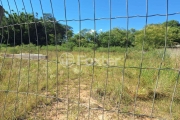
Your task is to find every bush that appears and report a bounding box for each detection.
[61,42,75,51]
[8,47,19,54]
[0,44,9,47]
[73,47,92,52]
[97,47,127,52]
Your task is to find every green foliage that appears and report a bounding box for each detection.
[0,44,8,47]
[167,26,180,45]
[162,20,180,27]
[0,11,72,46]
[97,47,127,52]
[0,9,180,50]
[61,42,75,51]
[0,48,180,119]
[135,23,180,50]
[8,47,19,54]
[98,28,134,47]
[73,47,92,52]
[135,24,171,49]
[69,29,99,47]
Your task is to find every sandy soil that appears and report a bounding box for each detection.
[28,79,161,120]
[26,48,180,120]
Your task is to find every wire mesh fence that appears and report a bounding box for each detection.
[0,0,180,119]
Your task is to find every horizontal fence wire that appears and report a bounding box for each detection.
[0,12,180,28]
[0,0,180,120]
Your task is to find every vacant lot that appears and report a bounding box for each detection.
[0,47,180,119]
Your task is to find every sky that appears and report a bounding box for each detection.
[1,0,180,33]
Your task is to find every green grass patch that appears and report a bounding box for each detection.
[0,46,179,119]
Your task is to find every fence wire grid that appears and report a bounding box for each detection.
[0,0,180,120]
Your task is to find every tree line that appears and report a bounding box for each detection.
[0,11,73,46]
[1,11,180,50]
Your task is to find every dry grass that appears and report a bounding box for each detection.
[0,47,180,119]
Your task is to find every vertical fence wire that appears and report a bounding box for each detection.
[77,0,82,119]
[48,0,60,119]
[62,0,71,119]
[0,1,12,119]
[0,0,5,72]
[87,0,96,119]
[20,0,32,117]
[13,1,24,117]
[117,0,129,119]
[15,0,23,118]
[38,0,49,119]
[170,71,180,119]
[150,0,169,118]
[5,0,20,118]
[133,0,148,118]
[29,0,40,119]
[102,0,111,119]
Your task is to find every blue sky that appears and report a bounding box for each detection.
[1,0,180,33]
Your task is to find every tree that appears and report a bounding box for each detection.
[162,20,180,45]
[43,13,55,21]
[0,11,35,45]
[163,20,180,27]
[0,11,73,46]
[0,5,4,24]
[69,29,98,47]
[135,24,172,49]
[98,28,133,47]
[168,27,180,45]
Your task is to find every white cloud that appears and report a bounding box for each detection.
[88,29,95,34]
[98,29,103,32]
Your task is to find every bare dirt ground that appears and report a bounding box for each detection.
[27,48,180,120]
[28,78,161,120]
